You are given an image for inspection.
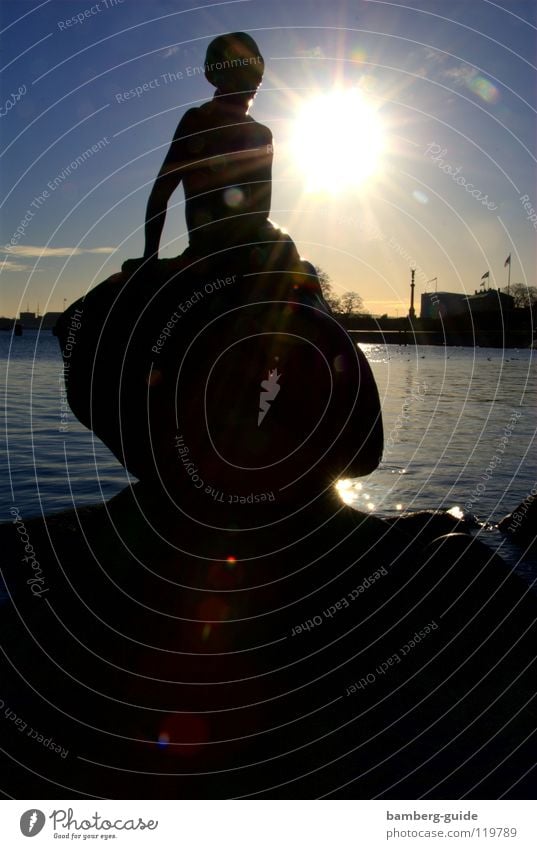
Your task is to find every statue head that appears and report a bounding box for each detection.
[204,32,264,96]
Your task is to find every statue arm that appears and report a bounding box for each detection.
[143,109,198,260]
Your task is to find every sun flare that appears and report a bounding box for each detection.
[290,88,386,194]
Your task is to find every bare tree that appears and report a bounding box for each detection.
[510,283,537,309]
[340,290,365,318]
[314,266,366,317]
[314,266,341,313]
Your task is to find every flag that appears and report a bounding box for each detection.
[481,271,489,280]
[504,254,511,267]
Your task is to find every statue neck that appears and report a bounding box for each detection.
[213,89,252,113]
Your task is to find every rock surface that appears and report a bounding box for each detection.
[498,492,537,550]
[55,239,383,519]
[1,489,536,799]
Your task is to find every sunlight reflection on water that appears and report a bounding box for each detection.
[346,343,535,527]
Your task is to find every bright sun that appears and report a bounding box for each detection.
[290,88,386,194]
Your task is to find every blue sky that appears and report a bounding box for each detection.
[1,0,535,317]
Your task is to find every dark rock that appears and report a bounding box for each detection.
[55,236,383,523]
[498,492,537,549]
[1,492,536,799]
[382,508,478,547]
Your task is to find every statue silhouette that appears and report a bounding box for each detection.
[56,33,383,517]
[145,32,272,259]
[123,33,298,274]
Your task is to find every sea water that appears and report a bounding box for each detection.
[1,331,535,580]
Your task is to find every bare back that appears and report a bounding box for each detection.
[163,96,273,251]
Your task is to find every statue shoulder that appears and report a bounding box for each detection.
[174,106,203,136]
[246,118,273,147]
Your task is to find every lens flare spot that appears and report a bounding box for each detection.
[223,186,245,208]
[467,75,499,104]
[350,47,367,64]
[198,596,230,622]
[201,623,212,641]
[147,369,163,386]
[158,715,208,757]
[412,190,429,205]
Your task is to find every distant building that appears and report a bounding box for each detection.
[18,311,62,329]
[421,289,514,319]
[466,289,514,313]
[420,292,467,319]
[41,312,62,329]
[0,317,16,331]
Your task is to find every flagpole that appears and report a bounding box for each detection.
[507,258,511,296]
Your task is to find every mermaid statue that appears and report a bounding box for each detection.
[56,33,383,515]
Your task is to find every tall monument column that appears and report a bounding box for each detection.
[409,267,416,320]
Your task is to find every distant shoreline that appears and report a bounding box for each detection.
[1,311,534,348]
